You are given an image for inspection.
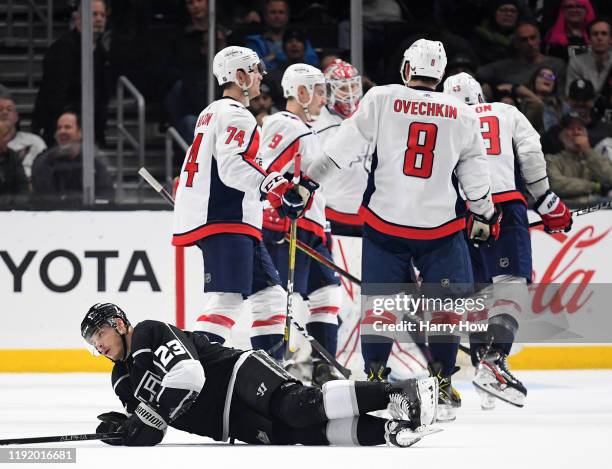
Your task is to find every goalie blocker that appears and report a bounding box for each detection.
[82,303,440,447]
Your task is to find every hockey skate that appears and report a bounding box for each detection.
[311,359,341,387]
[366,361,391,382]
[429,363,461,422]
[473,348,527,407]
[384,419,443,448]
[387,377,438,428]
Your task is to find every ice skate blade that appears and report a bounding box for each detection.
[435,404,457,423]
[472,380,525,408]
[386,425,444,448]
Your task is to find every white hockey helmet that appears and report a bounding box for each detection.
[324,59,362,118]
[400,39,447,85]
[281,63,326,106]
[212,46,263,86]
[443,72,484,105]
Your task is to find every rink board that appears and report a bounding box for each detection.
[1,210,611,371]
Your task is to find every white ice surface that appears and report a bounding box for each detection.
[0,370,610,469]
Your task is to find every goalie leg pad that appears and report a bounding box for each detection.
[194,292,243,342]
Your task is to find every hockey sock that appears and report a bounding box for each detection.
[353,381,390,413]
[251,334,285,360]
[325,416,386,446]
[487,313,518,355]
[360,337,393,372]
[307,322,339,358]
[428,335,460,376]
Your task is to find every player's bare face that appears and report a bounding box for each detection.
[308,84,327,117]
[90,325,122,360]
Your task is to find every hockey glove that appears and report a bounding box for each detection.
[260,171,290,210]
[467,205,502,244]
[535,190,572,233]
[263,207,290,232]
[96,411,128,446]
[118,402,167,447]
[296,175,319,214]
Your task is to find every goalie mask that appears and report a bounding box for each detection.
[324,59,363,118]
[443,72,484,105]
[213,46,265,105]
[400,39,447,85]
[281,63,326,121]
[81,303,131,362]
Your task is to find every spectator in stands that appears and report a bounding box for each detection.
[32,0,110,147]
[163,0,229,141]
[597,67,612,122]
[524,66,568,131]
[472,1,522,65]
[541,78,612,153]
[32,111,114,203]
[265,28,314,106]
[0,120,28,205]
[446,54,477,78]
[545,114,612,207]
[544,0,596,61]
[477,21,567,99]
[0,91,47,181]
[248,83,278,127]
[566,18,612,94]
[245,0,319,70]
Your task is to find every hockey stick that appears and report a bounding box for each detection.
[283,235,362,286]
[138,167,352,378]
[528,200,612,228]
[0,432,125,446]
[284,153,301,360]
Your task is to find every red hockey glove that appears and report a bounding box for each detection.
[467,205,502,243]
[263,207,290,232]
[535,191,572,233]
[260,171,290,210]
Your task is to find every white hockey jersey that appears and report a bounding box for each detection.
[172,97,267,246]
[323,84,491,240]
[312,107,370,225]
[257,111,326,240]
[472,102,548,204]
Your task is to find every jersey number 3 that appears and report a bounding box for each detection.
[404,122,437,178]
[479,116,501,156]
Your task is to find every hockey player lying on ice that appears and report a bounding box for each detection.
[81,303,440,447]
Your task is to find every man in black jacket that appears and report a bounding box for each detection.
[0,120,28,205]
[32,0,109,146]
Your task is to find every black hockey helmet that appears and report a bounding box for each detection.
[81,303,131,344]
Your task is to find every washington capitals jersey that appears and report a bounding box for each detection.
[472,102,548,204]
[312,107,370,225]
[172,97,267,246]
[111,320,243,441]
[258,111,327,239]
[323,85,492,239]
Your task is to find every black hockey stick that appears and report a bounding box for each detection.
[283,235,362,286]
[529,200,612,228]
[0,432,125,446]
[138,167,352,379]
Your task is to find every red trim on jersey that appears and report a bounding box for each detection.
[310,306,340,315]
[252,314,286,327]
[492,191,527,206]
[175,247,185,329]
[241,126,266,175]
[172,222,262,246]
[196,314,236,328]
[325,207,363,226]
[297,218,326,242]
[359,206,465,240]
[361,309,396,325]
[269,139,300,173]
[431,311,463,325]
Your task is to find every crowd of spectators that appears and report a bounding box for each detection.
[0,0,611,209]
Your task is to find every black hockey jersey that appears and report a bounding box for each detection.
[111,320,244,441]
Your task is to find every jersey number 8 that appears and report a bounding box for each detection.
[403,122,438,179]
